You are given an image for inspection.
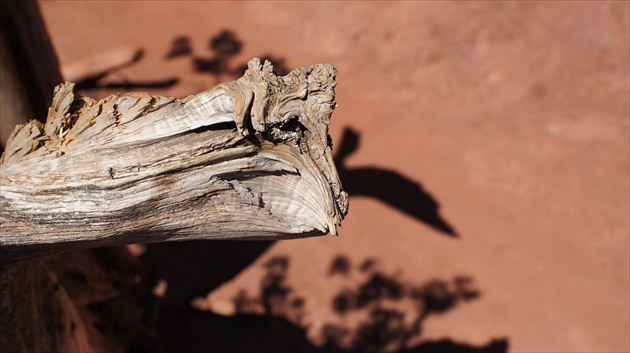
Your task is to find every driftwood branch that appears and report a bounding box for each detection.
[0,58,348,263]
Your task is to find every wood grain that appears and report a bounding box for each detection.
[0,58,348,263]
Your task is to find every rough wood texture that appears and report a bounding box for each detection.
[2,4,160,352]
[0,58,348,263]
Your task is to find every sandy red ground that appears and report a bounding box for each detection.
[38,2,629,352]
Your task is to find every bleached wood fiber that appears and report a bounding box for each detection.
[0,58,348,263]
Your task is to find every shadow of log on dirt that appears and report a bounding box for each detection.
[334,127,458,236]
[148,309,508,353]
[153,255,508,353]
[138,240,275,306]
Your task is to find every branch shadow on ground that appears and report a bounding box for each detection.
[74,50,179,92]
[73,29,290,93]
[334,127,458,236]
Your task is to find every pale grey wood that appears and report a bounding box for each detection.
[0,58,348,263]
[1,4,97,352]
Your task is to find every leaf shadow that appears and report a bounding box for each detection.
[165,30,290,81]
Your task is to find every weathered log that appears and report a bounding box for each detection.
[0,3,103,352]
[0,4,179,351]
[0,58,348,263]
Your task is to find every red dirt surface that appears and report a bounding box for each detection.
[39,2,629,352]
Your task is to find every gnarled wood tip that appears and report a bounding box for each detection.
[1,58,348,258]
[232,58,349,233]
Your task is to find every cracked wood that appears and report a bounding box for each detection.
[0,58,348,263]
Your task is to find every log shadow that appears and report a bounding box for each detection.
[155,255,508,353]
[135,240,276,351]
[334,127,458,236]
[138,240,274,306]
